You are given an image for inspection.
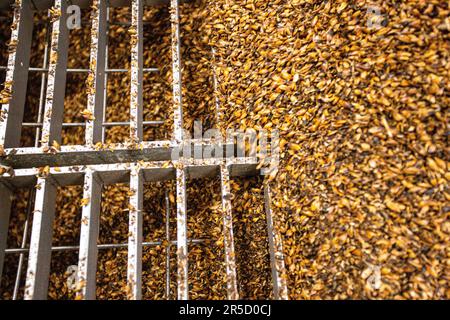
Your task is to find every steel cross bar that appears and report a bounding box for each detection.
[5,239,207,255]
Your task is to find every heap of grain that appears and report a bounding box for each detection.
[1,0,449,300]
[204,0,449,299]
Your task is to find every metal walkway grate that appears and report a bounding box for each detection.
[0,0,288,300]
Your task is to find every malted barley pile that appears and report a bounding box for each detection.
[0,0,449,300]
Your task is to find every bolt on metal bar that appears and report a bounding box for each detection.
[220,163,239,299]
[130,0,144,143]
[176,165,188,300]
[76,169,102,300]
[24,176,57,300]
[85,0,108,146]
[12,187,35,300]
[40,0,69,147]
[264,184,289,300]
[127,164,143,299]
[0,0,34,148]
[171,0,183,142]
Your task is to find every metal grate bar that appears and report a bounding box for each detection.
[40,0,69,147]
[264,184,288,300]
[85,0,108,145]
[101,5,110,143]
[5,239,207,255]
[164,189,171,299]
[220,163,239,299]
[171,0,183,142]
[24,176,57,300]
[127,164,143,299]
[0,0,33,148]
[0,66,159,73]
[175,165,188,300]
[0,183,12,280]
[23,120,165,127]
[130,0,144,142]
[34,11,52,147]
[77,169,102,300]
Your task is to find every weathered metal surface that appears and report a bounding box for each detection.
[264,184,288,300]
[0,0,33,148]
[0,140,250,168]
[24,176,57,300]
[85,0,107,145]
[175,164,187,300]
[6,239,207,254]
[170,0,183,142]
[0,183,12,281]
[76,169,102,300]
[40,0,69,147]
[127,164,143,299]
[130,0,143,143]
[220,163,239,300]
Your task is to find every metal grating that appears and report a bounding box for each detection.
[0,0,288,300]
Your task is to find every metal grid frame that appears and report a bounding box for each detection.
[0,0,288,300]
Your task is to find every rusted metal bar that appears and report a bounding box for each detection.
[85,0,107,145]
[130,0,144,143]
[264,184,288,300]
[0,182,12,282]
[0,0,34,148]
[127,164,143,299]
[220,163,239,299]
[24,176,57,300]
[40,0,69,147]
[76,169,102,300]
[176,165,188,300]
[170,0,183,142]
